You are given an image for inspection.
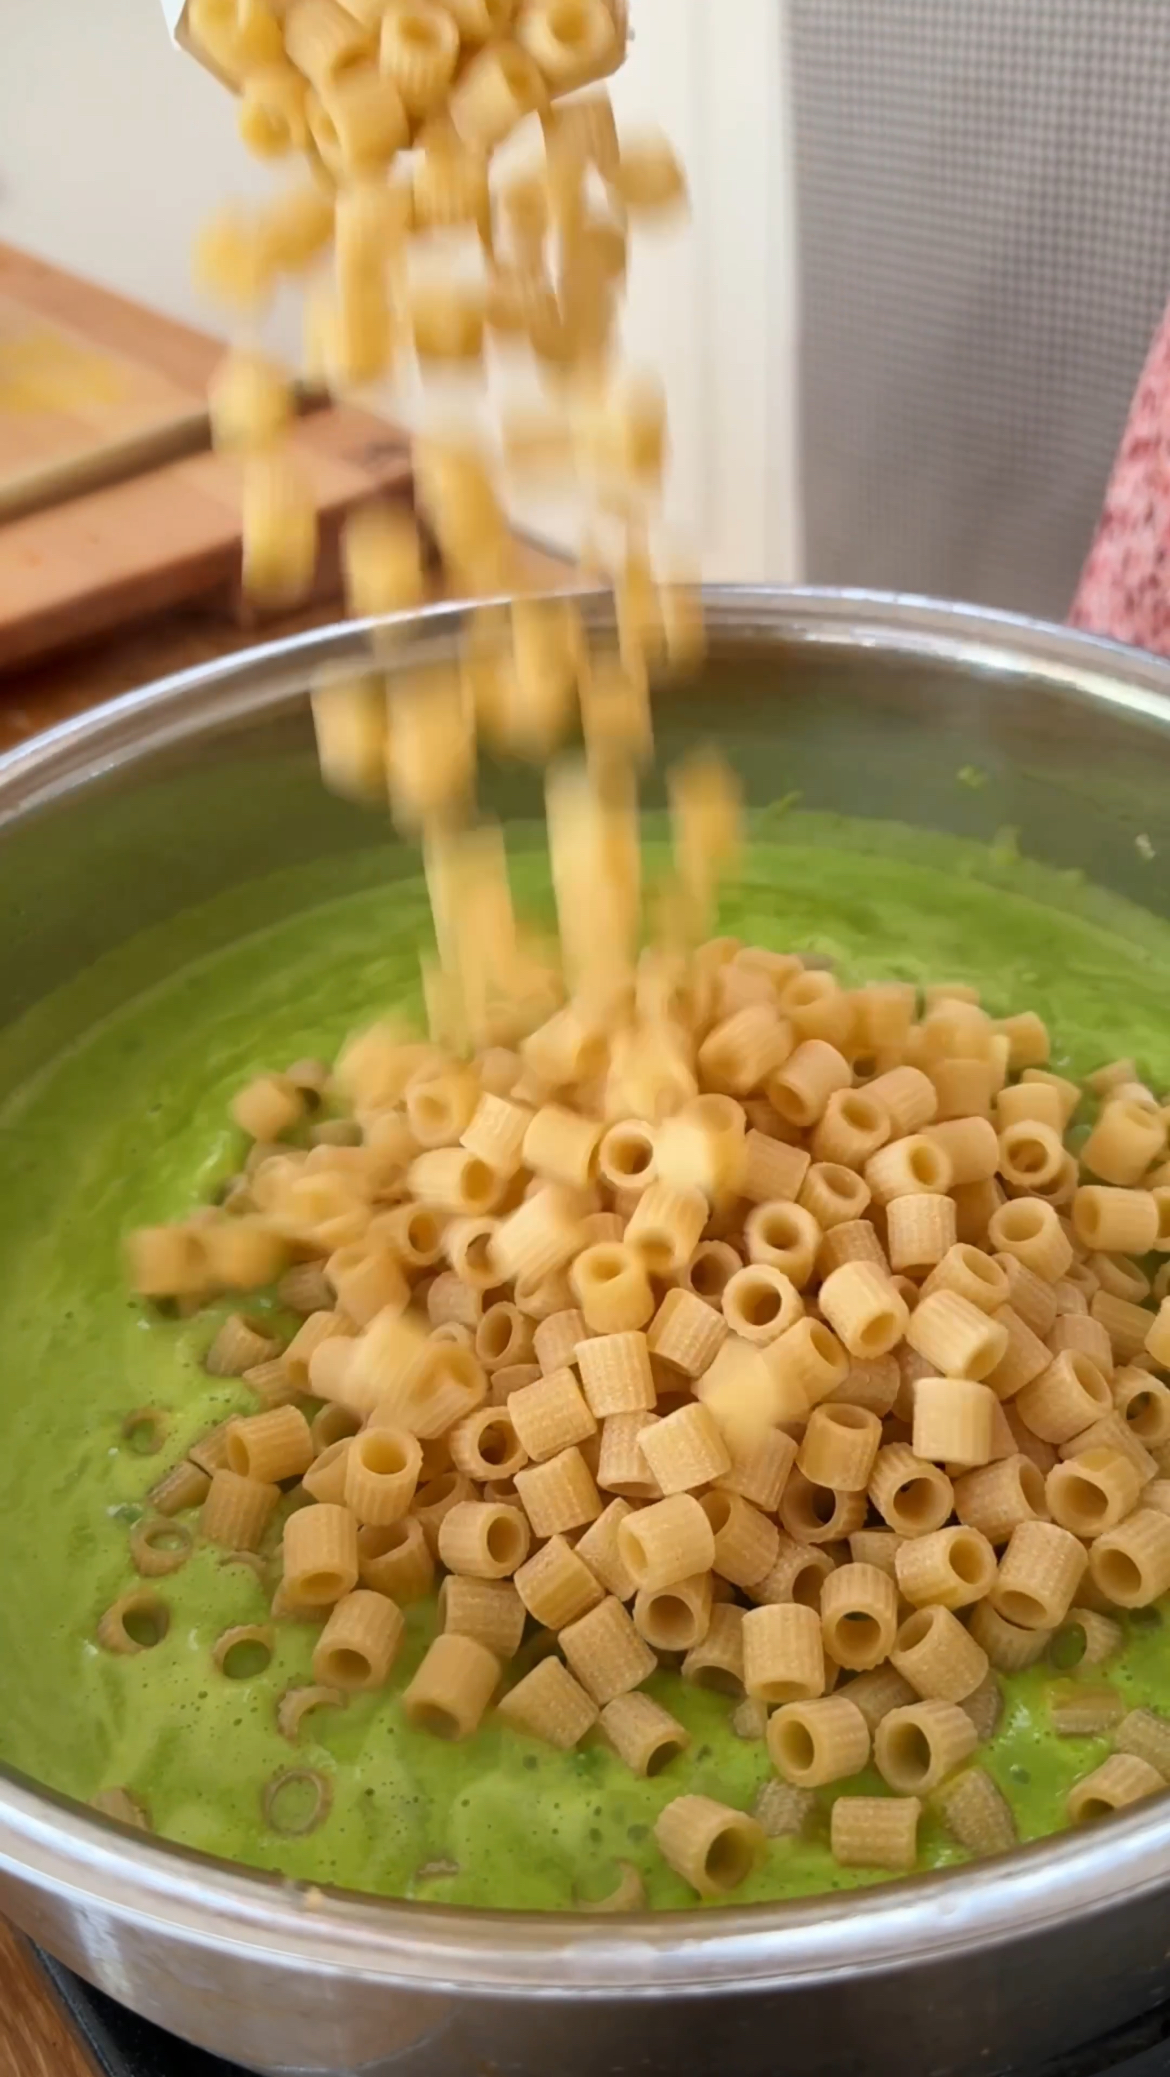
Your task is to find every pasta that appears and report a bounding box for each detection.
[891,1605,989,1702]
[495,1656,599,1750]
[282,1502,360,1606]
[819,1562,898,1670]
[911,1378,997,1469]
[617,1492,716,1593]
[633,1574,712,1651]
[312,1591,404,1692]
[700,1490,779,1589]
[895,1525,997,1610]
[742,1602,825,1705]
[437,1498,530,1579]
[769,1694,871,1787]
[654,1793,764,1899]
[560,1595,657,1705]
[831,1795,921,1873]
[875,1700,979,1794]
[439,1575,526,1659]
[1088,1509,1170,1608]
[600,1692,690,1777]
[991,1519,1087,1629]
[906,1291,1008,1382]
[403,1633,500,1740]
[934,1769,1016,1857]
[797,1404,882,1491]
[1067,1753,1164,1823]
[201,1469,279,1553]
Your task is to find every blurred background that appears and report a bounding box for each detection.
[4,0,1170,616]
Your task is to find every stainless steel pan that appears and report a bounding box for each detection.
[0,589,1168,2076]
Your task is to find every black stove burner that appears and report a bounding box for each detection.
[31,1945,1170,2077]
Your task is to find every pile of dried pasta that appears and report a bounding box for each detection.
[188,0,685,629]
[120,884,1170,1898]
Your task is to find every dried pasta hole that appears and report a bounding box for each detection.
[859,1310,898,1354]
[1124,1391,1160,1438]
[263,1768,332,1837]
[829,1610,881,1659]
[1008,1133,1051,1176]
[841,1093,882,1132]
[217,1628,275,1680]
[412,1702,461,1741]
[690,1249,734,1299]
[703,1825,754,1891]
[690,1662,741,1698]
[1060,1472,1110,1533]
[885,1720,932,1790]
[909,1144,946,1187]
[1010,1460,1045,1523]
[122,1408,169,1456]
[790,1561,827,1610]
[486,1513,525,1567]
[404,1209,442,1256]
[123,1600,170,1650]
[775,1719,816,1776]
[607,1130,653,1179]
[793,1482,839,1532]
[320,1647,373,1688]
[1050,1623,1089,1672]
[701,1492,733,1535]
[895,1476,944,1532]
[644,1734,685,1777]
[821,1168,859,1205]
[739,1281,782,1327]
[461,1160,497,1211]
[949,1534,994,1588]
[300,1569,349,1605]
[462,1232,495,1278]
[997,1588,1048,1629]
[1074,1793,1117,1823]
[360,1432,413,1478]
[646,1593,699,1649]
[478,1420,515,1467]
[998,1201,1046,1244]
[1095,1549,1143,1603]
[130,1518,193,1577]
[590,1250,625,1284]
[479,1310,518,1361]
[964,1249,1004,1291]
[758,1209,804,1251]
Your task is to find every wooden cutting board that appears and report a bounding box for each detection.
[0,245,414,674]
[0,294,208,524]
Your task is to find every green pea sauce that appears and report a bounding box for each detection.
[1,812,1169,1911]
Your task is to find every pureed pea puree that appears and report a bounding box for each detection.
[1,814,1169,1910]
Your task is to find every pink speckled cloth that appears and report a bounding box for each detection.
[1071,304,1170,652]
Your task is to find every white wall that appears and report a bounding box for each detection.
[0,0,800,581]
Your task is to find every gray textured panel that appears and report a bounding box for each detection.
[789,0,1170,618]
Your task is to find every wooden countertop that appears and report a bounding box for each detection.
[0,547,571,2077]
